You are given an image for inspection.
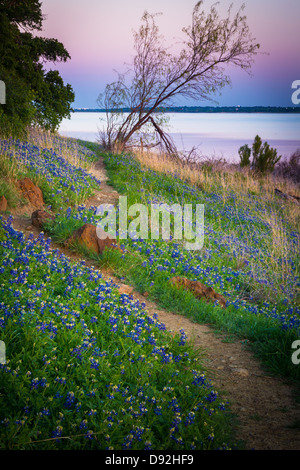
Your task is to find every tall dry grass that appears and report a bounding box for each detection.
[133,148,300,230]
[27,128,94,170]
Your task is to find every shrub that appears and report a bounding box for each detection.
[273,150,300,184]
[251,135,281,174]
[238,144,251,167]
[239,135,281,174]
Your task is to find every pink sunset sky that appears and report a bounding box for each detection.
[39,0,300,108]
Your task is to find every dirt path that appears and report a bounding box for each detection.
[83,157,120,208]
[6,155,300,450]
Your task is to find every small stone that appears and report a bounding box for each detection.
[0,195,7,212]
[96,226,120,254]
[67,223,120,256]
[67,224,100,254]
[170,276,226,307]
[118,284,134,295]
[231,367,249,377]
[31,209,55,228]
[17,178,44,207]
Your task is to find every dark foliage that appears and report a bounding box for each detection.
[0,0,74,136]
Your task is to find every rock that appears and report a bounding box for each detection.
[17,178,44,207]
[231,367,249,377]
[170,276,226,307]
[0,195,7,212]
[67,223,119,255]
[31,209,55,228]
[67,223,100,254]
[274,188,300,206]
[96,226,120,254]
[118,284,134,295]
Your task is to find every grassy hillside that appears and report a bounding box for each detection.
[0,131,100,210]
[0,132,235,450]
[47,141,300,381]
[0,131,299,450]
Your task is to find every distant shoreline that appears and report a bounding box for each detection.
[73,106,300,114]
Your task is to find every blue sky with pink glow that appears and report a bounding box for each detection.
[40,0,300,108]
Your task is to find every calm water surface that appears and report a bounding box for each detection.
[59,112,300,162]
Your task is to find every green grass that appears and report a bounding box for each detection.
[0,215,236,450]
[54,142,299,386]
[1,131,299,449]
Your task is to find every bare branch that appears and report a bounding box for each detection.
[99,1,260,156]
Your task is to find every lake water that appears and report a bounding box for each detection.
[58,112,300,163]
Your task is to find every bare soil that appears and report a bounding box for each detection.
[5,155,300,450]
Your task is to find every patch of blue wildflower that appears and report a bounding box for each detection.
[0,137,100,209]
[0,216,231,450]
[55,151,300,339]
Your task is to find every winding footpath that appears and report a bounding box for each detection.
[8,155,300,450]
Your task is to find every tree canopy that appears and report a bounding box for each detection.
[98,1,260,157]
[0,0,74,136]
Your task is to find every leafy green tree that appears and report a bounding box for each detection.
[0,0,74,136]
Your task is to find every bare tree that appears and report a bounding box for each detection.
[98,1,260,157]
